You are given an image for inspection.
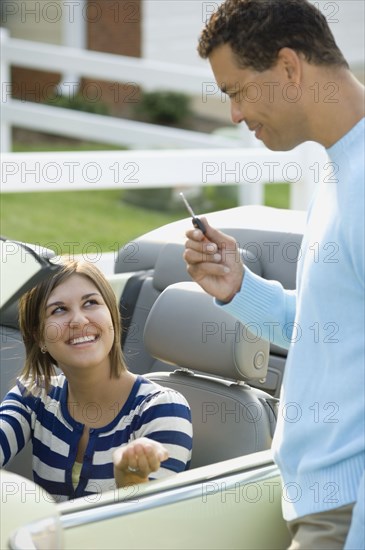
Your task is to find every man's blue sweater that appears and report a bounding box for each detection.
[220,118,364,544]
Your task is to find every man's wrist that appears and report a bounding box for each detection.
[221,269,245,303]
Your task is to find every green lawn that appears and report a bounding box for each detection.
[1,140,289,254]
[13,142,124,153]
[264,182,290,209]
[1,189,188,254]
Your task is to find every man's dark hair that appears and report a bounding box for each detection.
[198,0,349,70]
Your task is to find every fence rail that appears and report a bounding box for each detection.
[2,32,213,94]
[2,99,238,150]
[1,28,228,153]
[1,143,329,209]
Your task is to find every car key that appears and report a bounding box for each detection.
[179,192,207,234]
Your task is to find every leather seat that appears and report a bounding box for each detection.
[144,282,277,469]
[117,210,303,397]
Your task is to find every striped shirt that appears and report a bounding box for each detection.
[0,374,192,502]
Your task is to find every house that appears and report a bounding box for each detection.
[1,0,142,116]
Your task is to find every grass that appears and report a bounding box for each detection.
[265,183,290,209]
[1,140,290,254]
[13,142,124,153]
[0,189,188,254]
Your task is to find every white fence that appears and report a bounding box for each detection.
[1,144,330,209]
[0,29,329,209]
[0,28,237,152]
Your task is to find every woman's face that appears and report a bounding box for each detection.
[41,274,115,374]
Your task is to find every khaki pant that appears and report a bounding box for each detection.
[287,503,354,549]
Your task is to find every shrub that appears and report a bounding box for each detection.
[134,90,191,125]
[46,93,109,116]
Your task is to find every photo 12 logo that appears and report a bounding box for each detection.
[1,1,140,24]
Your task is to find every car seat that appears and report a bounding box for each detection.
[143,281,278,469]
[117,214,302,397]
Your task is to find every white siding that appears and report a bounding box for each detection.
[142,0,364,76]
[2,0,63,44]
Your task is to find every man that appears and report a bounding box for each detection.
[184,1,364,548]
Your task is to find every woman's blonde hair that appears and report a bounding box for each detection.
[19,260,127,390]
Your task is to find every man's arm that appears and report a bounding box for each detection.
[184,218,297,349]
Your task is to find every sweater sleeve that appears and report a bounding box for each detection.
[216,267,297,350]
[131,389,193,478]
[0,384,32,466]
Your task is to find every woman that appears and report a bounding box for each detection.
[0,260,192,502]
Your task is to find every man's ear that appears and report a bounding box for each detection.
[277,47,302,83]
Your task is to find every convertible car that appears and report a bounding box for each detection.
[0,204,305,549]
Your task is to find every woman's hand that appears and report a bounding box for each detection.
[113,437,169,487]
[183,217,244,303]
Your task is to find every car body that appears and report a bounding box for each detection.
[0,204,306,549]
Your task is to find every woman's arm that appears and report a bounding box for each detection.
[0,384,32,467]
[113,389,192,487]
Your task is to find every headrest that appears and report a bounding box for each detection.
[144,282,269,382]
[153,243,262,292]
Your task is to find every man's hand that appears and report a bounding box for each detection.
[183,217,244,303]
[113,437,169,487]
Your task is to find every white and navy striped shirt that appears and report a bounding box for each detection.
[0,374,192,502]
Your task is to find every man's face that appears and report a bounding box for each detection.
[209,44,307,151]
